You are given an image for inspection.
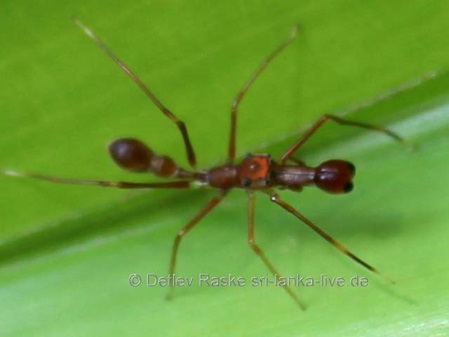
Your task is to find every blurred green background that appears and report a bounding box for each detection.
[0,0,448,336]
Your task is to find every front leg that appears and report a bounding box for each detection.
[280,114,407,164]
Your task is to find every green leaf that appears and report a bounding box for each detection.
[1,1,448,336]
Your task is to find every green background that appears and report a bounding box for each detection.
[1,0,448,336]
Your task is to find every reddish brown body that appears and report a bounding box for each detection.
[109,137,356,196]
[207,155,273,189]
[181,153,354,193]
[4,18,405,309]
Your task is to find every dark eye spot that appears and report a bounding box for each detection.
[347,162,356,174]
[344,182,354,193]
[242,177,252,187]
